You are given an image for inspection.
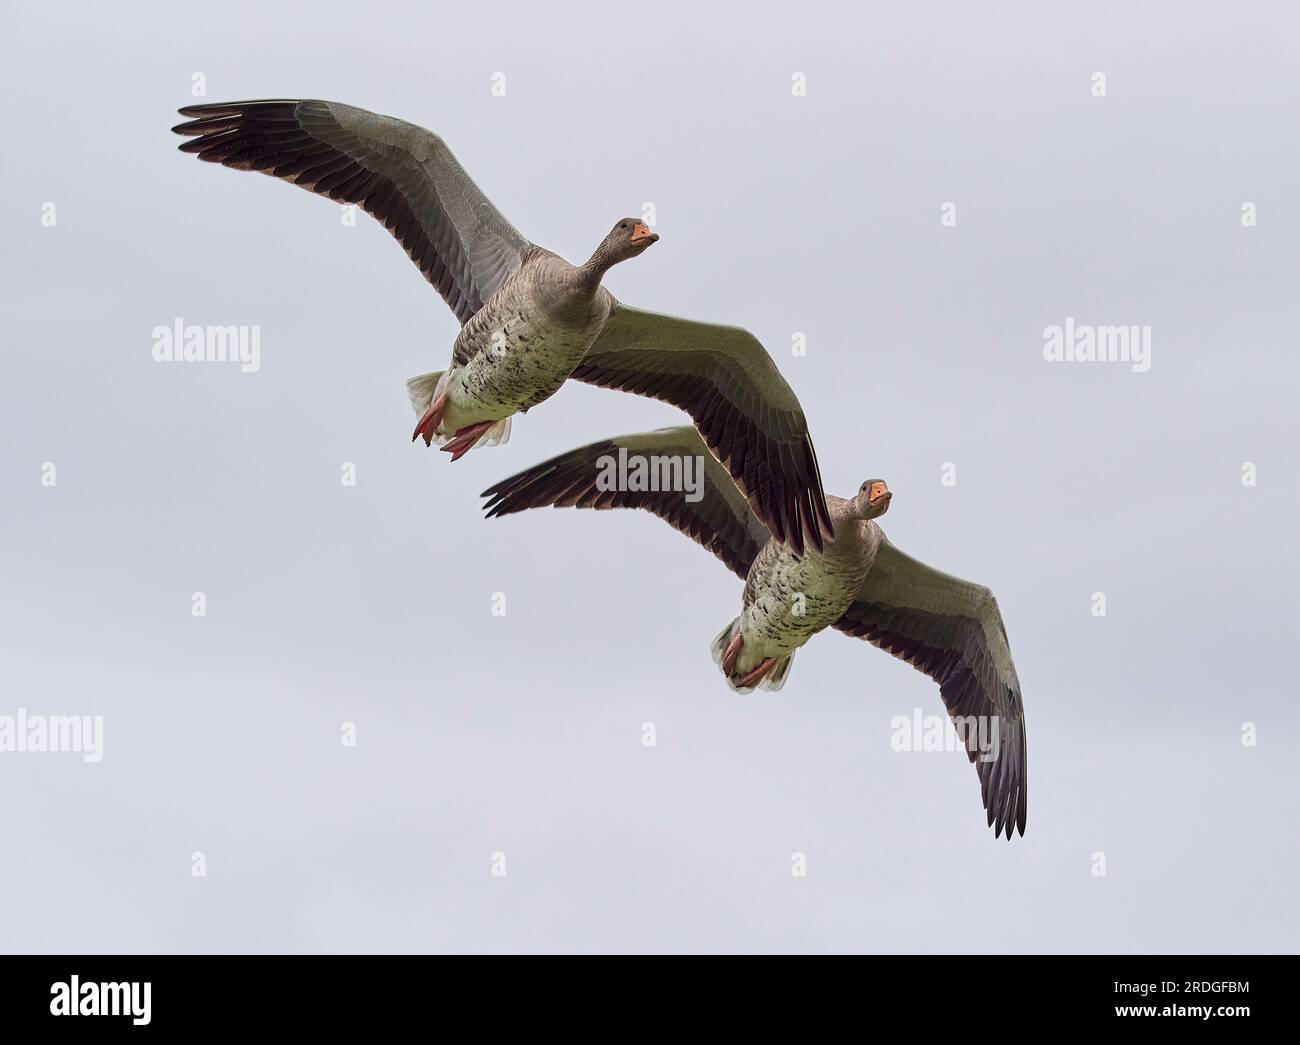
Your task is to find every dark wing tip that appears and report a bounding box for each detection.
[802,433,835,539]
[989,722,1027,841]
[785,518,805,556]
[771,430,830,556]
[730,440,825,558]
[173,100,305,139]
[479,443,619,521]
[999,788,1027,840]
[833,598,1027,841]
[801,513,823,554]
[176,99,305,118]
[480,481,529,518]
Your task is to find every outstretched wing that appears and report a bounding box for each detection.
[173,99,533,324]
[481,426,772,581]
[834,539,1027,839]
[571,304,833,557]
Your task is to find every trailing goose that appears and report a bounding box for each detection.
[481,427,1027,839]
[172,99,832,552]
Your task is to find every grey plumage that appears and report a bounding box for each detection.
[172,99,831,553]
[483,426,1028,840]
[173,99,530,323]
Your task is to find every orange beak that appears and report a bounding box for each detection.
[630,223,659,246]
[868,481,890,504]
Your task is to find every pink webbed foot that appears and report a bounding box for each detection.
[412,392,448,447]
[722,631,744,676]
[736,657,776,689]
[441,421,496,462]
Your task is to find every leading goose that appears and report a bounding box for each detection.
[481,427,1027,839]
[172,99,832,553]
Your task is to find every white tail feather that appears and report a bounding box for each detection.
[710,617,796,694]
[405,370,511,450]
[406,370,447,416]
[471,415,512,449]
[710,617,742,674]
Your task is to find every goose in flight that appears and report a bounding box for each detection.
[172,99,832,553]
[481,427,1027,839]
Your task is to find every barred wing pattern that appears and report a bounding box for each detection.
[482,426,771,581]
[174,99,533,324]
[572,305,833,556]
[834,540,1027,839]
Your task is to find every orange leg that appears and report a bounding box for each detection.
[411,392,448,446]
[722,631,744,676]
[441,421,496,462]
[736,657,776,689]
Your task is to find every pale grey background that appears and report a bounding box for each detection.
[2,0,1296,953]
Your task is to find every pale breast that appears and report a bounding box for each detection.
[741,522,879,655]
[450,258,609,416]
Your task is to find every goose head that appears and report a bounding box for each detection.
[582,218,659,281]
[851,479,892,520]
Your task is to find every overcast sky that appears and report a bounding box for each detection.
[2,0,1297,953]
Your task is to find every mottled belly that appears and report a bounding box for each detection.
[450,309,593,424]
[741,548,870,658]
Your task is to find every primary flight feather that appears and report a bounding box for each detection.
[173,99,832,553]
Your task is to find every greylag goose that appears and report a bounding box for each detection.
[172,99,832,552]
[481,427,1027,839]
